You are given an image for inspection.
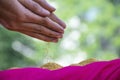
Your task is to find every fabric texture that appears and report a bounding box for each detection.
[0,59,120,80]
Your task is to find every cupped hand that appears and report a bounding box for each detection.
[0,0,66,42]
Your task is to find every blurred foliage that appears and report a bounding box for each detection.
[0,0,120,69]
[0,27,36,69]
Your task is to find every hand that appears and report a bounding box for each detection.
[0,0,66,42]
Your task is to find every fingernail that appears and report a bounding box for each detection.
[50,7,56,12]
[44,10,50,15]
[42,9,50,16]
[61,22,66,29]
[63,23,67,29]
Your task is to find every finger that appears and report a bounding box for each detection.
[19,31,58,42]
[18,0,50,17]
[20,23,63,38]
[19,6,44,23]
[22,13,64,34]
[49,13,66,28]
[41,17,64,33]
[0,0,44,24]
[20,13,64,34]
[34,0,56,12]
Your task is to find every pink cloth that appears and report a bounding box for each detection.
[0,59,120,80]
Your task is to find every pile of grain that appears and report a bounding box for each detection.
[9,58,98,70]
[41,62,63,70]
[70,58,97,66]
[41,58,98,70]
[78,58,98,66]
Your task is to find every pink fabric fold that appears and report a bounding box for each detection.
[0,59,120,80]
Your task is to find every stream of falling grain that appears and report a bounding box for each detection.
[44,42,51,63]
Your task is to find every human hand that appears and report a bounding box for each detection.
[0,0,66,42]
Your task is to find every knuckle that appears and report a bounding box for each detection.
[32,4,39,11]
[33,0,49,15]
[41,18,49,25]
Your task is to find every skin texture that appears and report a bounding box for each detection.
[0,0,66,42]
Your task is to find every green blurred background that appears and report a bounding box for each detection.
[0,0,120,69]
